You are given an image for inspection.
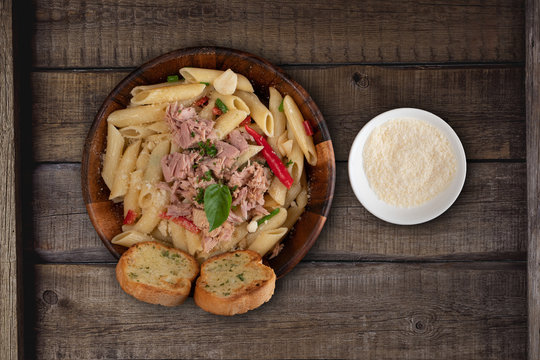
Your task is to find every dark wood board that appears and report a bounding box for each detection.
[31,66,525,163]
[0,0,23,359]
[31,0,524,67]
[30,262,526,360]
[526,0,539,358]
[30,162,526,263]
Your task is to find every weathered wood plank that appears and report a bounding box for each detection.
[0,0,22,359]
[30,162,526,263]
[31,262,526,359]
[32,0,524,68]
[32,66,525,162]
[526,0,540,358]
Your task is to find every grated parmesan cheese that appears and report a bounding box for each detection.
[363,118,457,208]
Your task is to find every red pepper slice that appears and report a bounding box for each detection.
[212,107,222,116]
[303,120,314,136]
[159,212,201,234]
[194,96,209,107]
[244,125,294,189]
[123,210,137,225]
[239,115,252,127]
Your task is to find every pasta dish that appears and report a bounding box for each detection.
[101,67,318,262]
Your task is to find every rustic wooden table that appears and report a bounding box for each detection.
[2,0,538,359]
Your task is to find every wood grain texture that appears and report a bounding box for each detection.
[30,162,526,263]
[526,0,540,358]
[30,262,526,359]
[31,0,524,68]
[32,65,525,162]
[0,0,22,359]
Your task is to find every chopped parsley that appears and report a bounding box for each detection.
[161,250,170,258]
[198,140,218,157]
[167,75,179,82]
[278,99,284,112]
[215,98,228,114]
[200,81,210,86]
[236,273,245,281]
[128,272,138,279]
[202,170,213,182]
[190,131,195,138]
[230,185,238,192]
[195,188,205,204]
[284,159,293,167]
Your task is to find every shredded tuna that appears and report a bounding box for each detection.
[161,152,199,182]
[268,243,284,259]
[166,103,216,149]
[229,162,271,219]
[191,208,235,252]
[165,203,192,218]
[228,130,249,153]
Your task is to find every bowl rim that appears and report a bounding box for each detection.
[81,46,335,278]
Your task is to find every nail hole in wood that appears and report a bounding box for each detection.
[415,321,424,330]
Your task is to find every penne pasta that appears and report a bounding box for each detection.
[102,123,125,190]
[130,80,185,96]
[213,94,250,114]
[284,182,302,208]
[248,227,288,256]
[107,104,167,127]
[282,204,306,230]
[234,145,264,168]
[267,177,287,206]
[168,221,189,253]
[287,140,304,183]
[109,136,141,202]
[235,90,274,137]
[131,83,206,106]
[146,121,170,134]
[296,187,308,209]
[123,169,143,217]
[268,87,287,138]
[214,109,249,139]
[143,140,170,182]
[283,95,318,166]
[111,230,156,247]
[119,125,156,139]
[179,67,254,92]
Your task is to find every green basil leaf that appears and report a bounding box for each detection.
[204,184,232,231]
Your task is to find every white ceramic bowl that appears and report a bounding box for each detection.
[348,108,467,225]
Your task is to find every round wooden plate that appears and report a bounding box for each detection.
[81,47,335,278]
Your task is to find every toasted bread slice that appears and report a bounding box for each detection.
[116,241,199,306]
[194,250,276,315]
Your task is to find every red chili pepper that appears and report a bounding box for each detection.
[159,212,201,234]
[212,107,222,116]
[244,125,294,189]
[195,96,209,107]
[239,115,252,127]
[123,210,137,225]
[303,120,314,136]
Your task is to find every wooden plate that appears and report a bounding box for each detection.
[81,47,335,278]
